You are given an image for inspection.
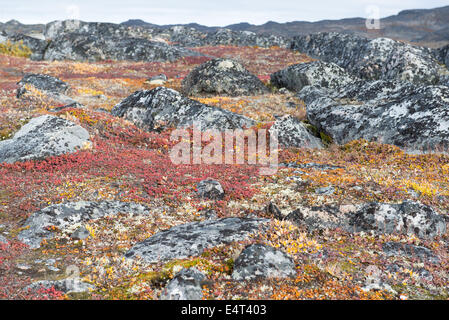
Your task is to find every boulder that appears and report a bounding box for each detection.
[25,279,94,294]
[299,80,449,152]
[290,32,446,85]
[203,28,289,48]
[268,115,323,149]
[196,179,225,200]
[125,217,269,263]
[160,268,207,300]
[285,200,447,239]
[382,242,440,264]
[17,73,69,98]
[7,34,48,60]
[111,86,255,131]
[18,201,150,248]
[232,244,296,281]
[270,61,356,92]
[182,58,269,96]
[0,115,90,164]
[43,33,204,62]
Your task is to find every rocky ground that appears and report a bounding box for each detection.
[0,25,448,300]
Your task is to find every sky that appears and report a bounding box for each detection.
[1,0,448,26]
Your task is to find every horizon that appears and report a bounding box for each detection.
[1,0,448,27]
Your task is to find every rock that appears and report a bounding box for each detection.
[232,244,296,281]
[382,242,440,264]
[17,74,69,98]
[348,200,447,239]
[315,186,335,195]
[285,200,447,239]
[70,226,90,240]
[182,58,269,96]
[196,179,225,200]
[264,202,284,220]
[25,279,94,294]
[18,201,150,248]
[0,234,7,245]
[111,86,255,131]
[7,34,49,60]
[146,73,168,85]
[299,80,449,152]
[290,32,446,85]
[160,268,207,300]
[268,115,323,149]
[270,61,356,92]
[281,162,343,171]
[125,217,269,263]
[203,29,289,49]
[43,33,204,62]
[0,115,91,164]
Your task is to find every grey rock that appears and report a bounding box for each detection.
[71,226,90,240]
[281,162,343,171]
[125,217,269,263]
[286,200,447,239]
[160,268,206,300]
[17,73,69,98]
[0,234,7,245]
[25,279,94,294]
[203,28,289,48]
[0,115,90,163]
[382,242,440,264]
[111,86,255,131]
[182,58,269,97]
[269,115,323,149]
[271,61,357,92]
[232,244,296,280]
[18,201,150,248]
[7,34,49,60]
[299,80,449,152]
[315,186,335,195]
[290,32,446,85]
[196,179,224,200]
[264,202,284,220]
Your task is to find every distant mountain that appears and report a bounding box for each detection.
[0,19,44,36]
[121,5,449,47]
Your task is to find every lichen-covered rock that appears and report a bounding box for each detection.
[196,179,225,200]
[290,32,446,84]
[299,80,449,152]
[43,33,203,62]
[111,86,255,131]
[203,28,289,48]
[382,242,440,264]
[269,115,323,149]
[286,200,447,239]
[349,200,447,239]
[182,58,269,96]
[0,115,90,164]
[7,34,48,60]
[270,61,357,92]
[18,201,151,248]
[160,268,207,300]
[25,279,95,294]
[0,234,8,245]
[232,244,296,281]
[125,217,269,263]
[17,73,69,98]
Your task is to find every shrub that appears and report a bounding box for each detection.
[0,40,32,58]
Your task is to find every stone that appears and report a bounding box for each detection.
[264,202,284,220]
[18,201,151,248]
[196,179,224,200]
[0,115,91,164]
[0,234,7,245]
[7,34,48,60]
[382,242,440,264]
[146,73,168,85]
[125,217,269,263]
[17,73,69,98]
[299,80,449,152]
[290,32,446,85]
[71,226,90,240]
[268,115,323,149]
[25,279,94,294]
[270,61,356,92]
[181,58,269,96]
[232,244,296,281]
[160,268,206,300]
[111,86,255,131]
[315,186,335,195]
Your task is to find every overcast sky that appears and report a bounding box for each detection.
[1,0,448,26]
